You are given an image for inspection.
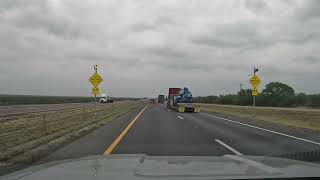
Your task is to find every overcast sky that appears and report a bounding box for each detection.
[0,0,319,97]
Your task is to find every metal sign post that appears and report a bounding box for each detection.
[94,65,98,117]
[89,65,103,118]
[249,67,261,107]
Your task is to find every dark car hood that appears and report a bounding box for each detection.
[2,154,320,180]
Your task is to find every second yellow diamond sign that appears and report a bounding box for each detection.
[92,86,100,96]
[252,87,258,96]
[89,73,103,87]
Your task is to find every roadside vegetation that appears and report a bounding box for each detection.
[195,82,320,108]
[201,104,320,131]
[195,81,320,131]
[0,94,141,106]
[0,101,144,174]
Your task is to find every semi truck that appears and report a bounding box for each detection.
[167,87,200,113]
[99,94,113,103]
[158,95,165,103]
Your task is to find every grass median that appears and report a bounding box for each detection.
[0,101,145,174]
[200,104,320,131]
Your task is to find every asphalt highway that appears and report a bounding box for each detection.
[40,103,320,163]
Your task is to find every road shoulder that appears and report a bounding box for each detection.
[0,103,146,176]
[201,110,320,143]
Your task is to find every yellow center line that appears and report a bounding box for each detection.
[103,105,148,155]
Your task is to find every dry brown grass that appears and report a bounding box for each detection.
[201,104,320,131]
[0,101,144,171]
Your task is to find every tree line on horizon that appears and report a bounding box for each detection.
[194,82,320,108]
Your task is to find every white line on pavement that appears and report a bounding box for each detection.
[177,116,184,119]
[215,139,243,156]
[201,112,320,146]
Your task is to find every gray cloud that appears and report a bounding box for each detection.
[0,0,46,10]
[131,23,155,33]
[164,63,213,72]
[244,0,269,13]
[131,16,175,32]
[293,56,320,64]
[146,46,186,58]
[0,0,320,97]
[287,32,320,45]
[190,21,272,49]
[295,0,320,21]
[0,1,82,39]
[70,54,107,61]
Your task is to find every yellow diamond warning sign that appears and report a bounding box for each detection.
[89,73,103,87]
[249,74,261,88]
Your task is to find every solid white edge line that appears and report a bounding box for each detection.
[215,139,243,156]
[177,116,184,119]
[202,112,320,146]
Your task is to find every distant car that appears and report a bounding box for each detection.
[149,99,156,103]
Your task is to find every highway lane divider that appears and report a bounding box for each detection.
[177,116,184,120]
[215,139,243,156]
[103,105,148,155]
[201,112,320,146]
